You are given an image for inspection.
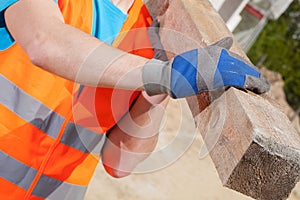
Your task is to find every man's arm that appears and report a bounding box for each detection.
[5,0,170,177]
[5,0,148,89]
[5,0,269,98]
[101,92,169,178]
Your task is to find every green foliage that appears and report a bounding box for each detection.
[248,0,300,110]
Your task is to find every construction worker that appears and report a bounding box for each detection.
[0,0,269,199]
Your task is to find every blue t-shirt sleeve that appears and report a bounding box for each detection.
[0,0,19,50]
[0,0,18,12]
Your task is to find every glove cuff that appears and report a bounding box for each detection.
[142,59,171,96]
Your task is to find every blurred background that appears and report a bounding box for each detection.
[86,0,300,199]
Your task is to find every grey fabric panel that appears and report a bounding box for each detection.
[60,122,105,153]
[0,74,64,139]
[47,181,88,200]
[0,151,88,199]
[32,174,63,198]
[196,47,221,91]
[142,58,171,96]
[0,151,37,190]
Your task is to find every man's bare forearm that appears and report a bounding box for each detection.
[102,92,169,178]
[5,0,148,90]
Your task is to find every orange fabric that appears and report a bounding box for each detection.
[58,0,93,34]
[113,0,145,47]
[38,0,155,190]
[24,110,73,199]
[0,178,28,200]
[71,100,105,133]
[28,196,44,200]
[0,0,154,198]
[65,154,100,185]
[76,0,154,134]
[117,4,154,58]
[0,104,55,169]
[0,45,74,118]
[0,124,55,170]
[75,87,141,133]
[0,104,27,137]
[42,143,95,182]
[0,0,94,197]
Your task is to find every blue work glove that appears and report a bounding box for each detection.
[142,37,270,98]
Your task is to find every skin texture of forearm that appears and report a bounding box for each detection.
[102,92,169,178]
[5,0,148,90]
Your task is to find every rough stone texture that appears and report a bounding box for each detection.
[144,0,169,18]
[260,67,300,133]
[146,0,300,199]
[228,142,300,200]
[196,88,300,200]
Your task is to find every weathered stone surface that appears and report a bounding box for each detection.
[260,67,300,133]
[146,0,300,199]
[197,88,300,200]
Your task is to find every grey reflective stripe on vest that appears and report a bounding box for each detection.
[0,151,87,199]
[0,75,101,197]
[0,74,105,153]
[33,174,88,199]
[47,182,87,200]
[32,174,63,198]
[0,151,37,190]
[60,122,106,153]
[0,74,64,139]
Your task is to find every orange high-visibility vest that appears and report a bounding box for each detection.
[0,0,154,199]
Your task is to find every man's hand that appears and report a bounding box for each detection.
[142,37,270,98]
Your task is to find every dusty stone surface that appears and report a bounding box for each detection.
[260,67,300,133]
[195,86,300,200]
[227,142,300,200]
[260,67,300,200]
